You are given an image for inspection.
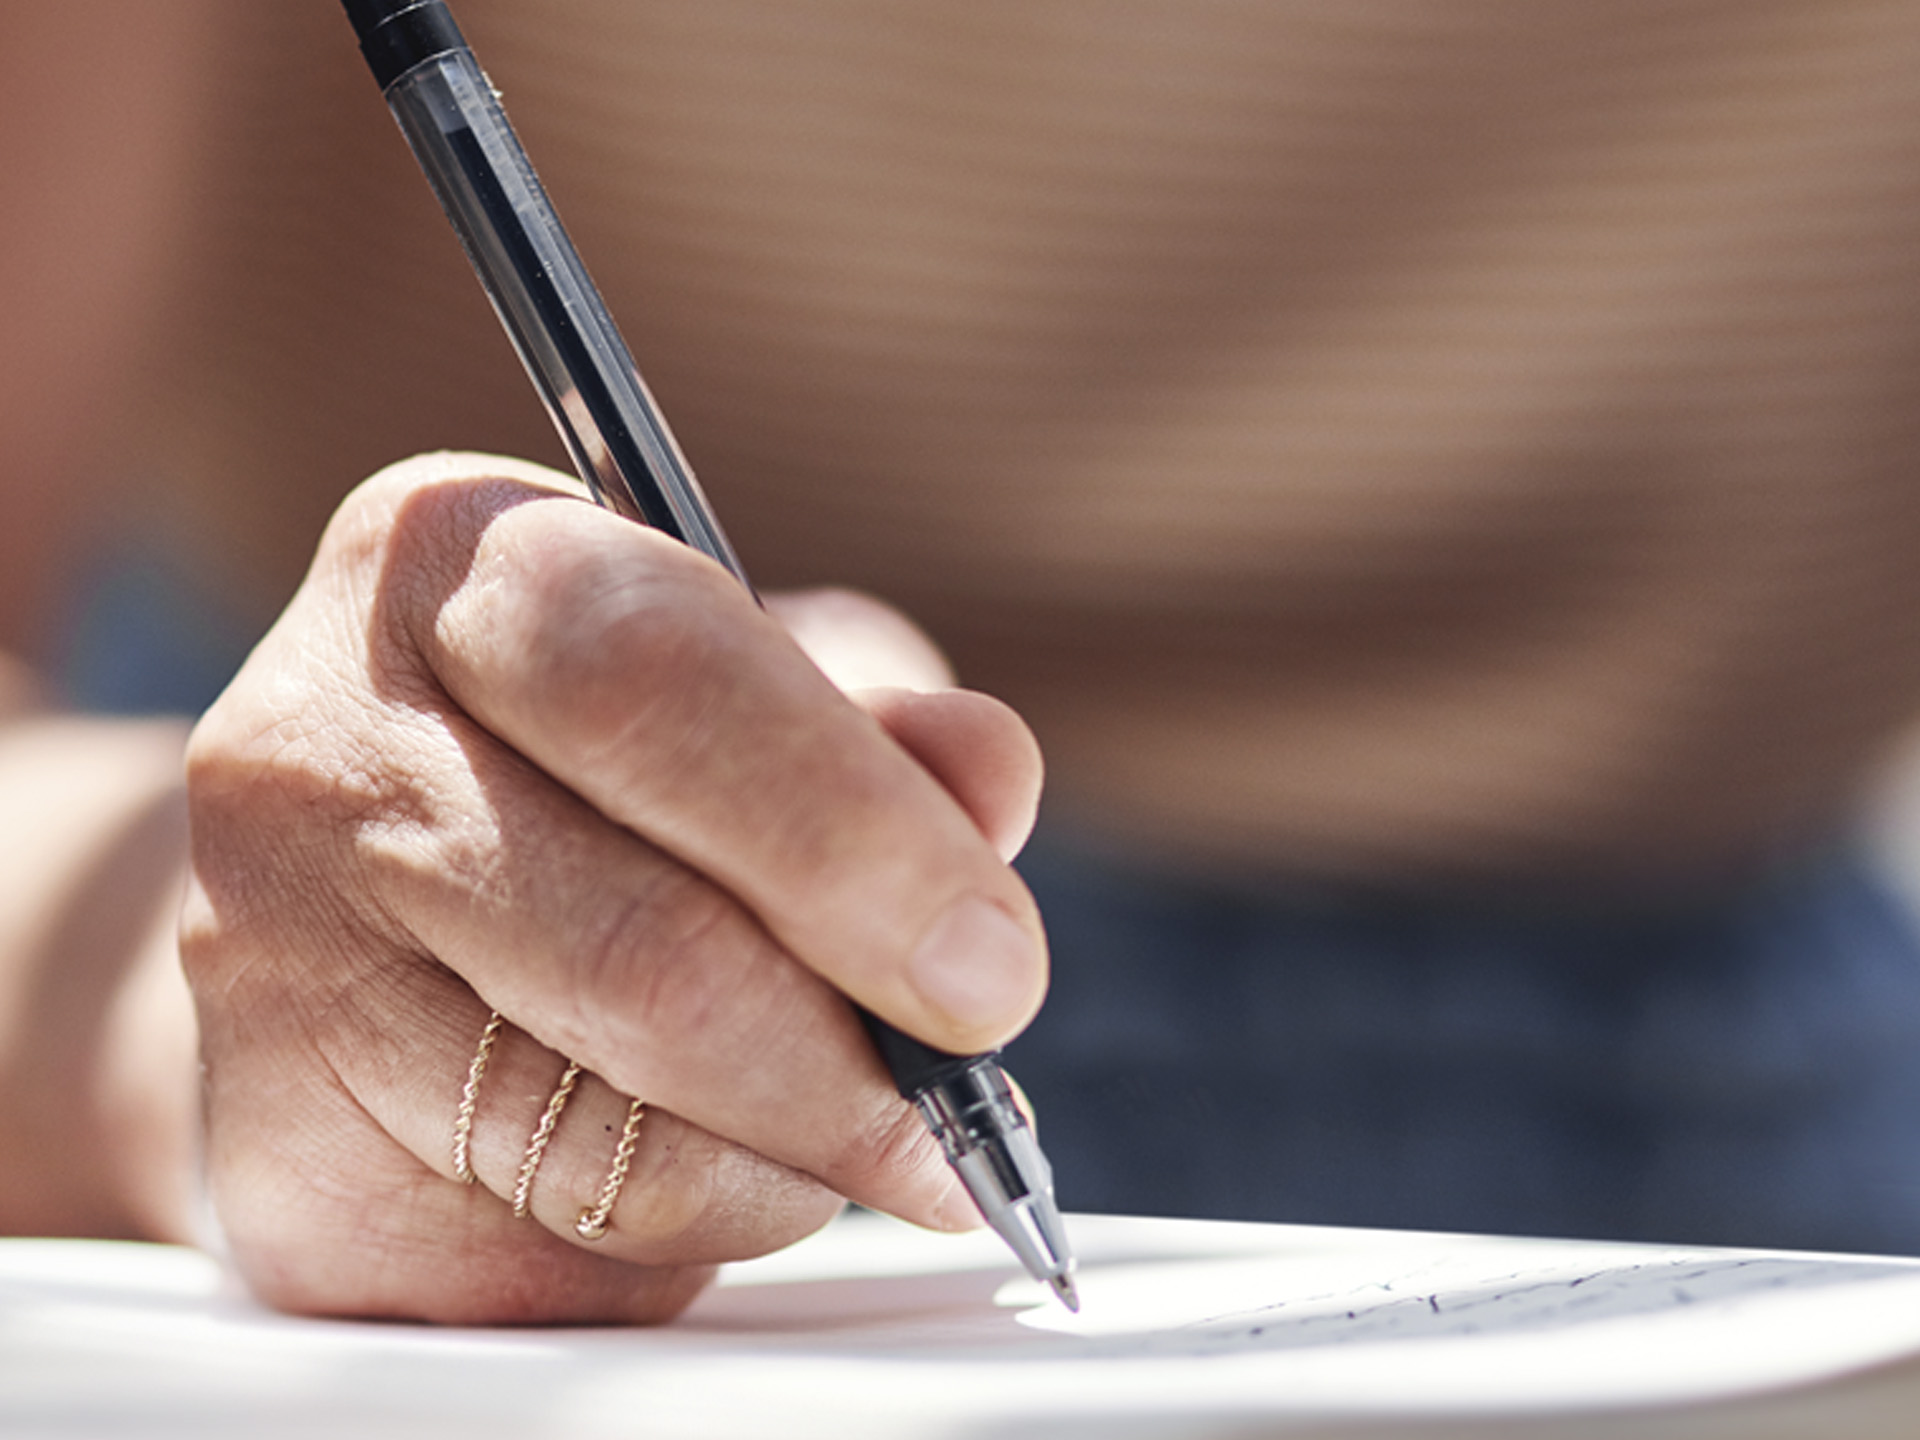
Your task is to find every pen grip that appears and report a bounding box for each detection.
[857,1010,992,1096]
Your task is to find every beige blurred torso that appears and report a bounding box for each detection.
[135,1,1920,886]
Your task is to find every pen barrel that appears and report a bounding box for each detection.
[913,1058,1076,1288]
[343,0,465,91]
[378,44,750,585]
[911,1059,1044,1201]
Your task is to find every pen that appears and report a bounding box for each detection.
[339,0,1079,1312]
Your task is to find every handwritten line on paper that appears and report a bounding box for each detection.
[1010,1230,1920,1370]
[1163,1254,1912,1353]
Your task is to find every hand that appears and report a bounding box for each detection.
[182,453,1047,1324]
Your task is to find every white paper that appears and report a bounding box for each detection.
[6,1212,1920,1439]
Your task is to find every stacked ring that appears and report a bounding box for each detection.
[453,1010,647,1242]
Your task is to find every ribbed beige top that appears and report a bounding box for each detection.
[142,1,1920,887]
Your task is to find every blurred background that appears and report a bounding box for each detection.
[11,0,1920,1251]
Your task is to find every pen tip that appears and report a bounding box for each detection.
[1050,1273,1081,1314]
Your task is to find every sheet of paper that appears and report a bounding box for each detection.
[6,1212,1920,1439]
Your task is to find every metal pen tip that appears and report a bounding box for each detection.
[1049,1273,1082,1314]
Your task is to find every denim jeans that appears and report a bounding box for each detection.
[1006,833,1920,1255]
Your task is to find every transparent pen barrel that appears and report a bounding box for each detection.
[383,51,746,582]
[915,1061,1075,1284]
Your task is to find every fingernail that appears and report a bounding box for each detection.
[932,1172,987,1232]
[908,896,1041,1033]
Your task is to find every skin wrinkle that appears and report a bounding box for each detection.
[216,1082,454,1314]
[516,560,751,820]
[348,707,525,945]
[261,1175,472,1321]
[365,464,573,697]
[565,877,745,1057]
[188,698,403,970]
[311,943,465,1109]
[407,794,948,1235]
[186,674,436,1076]
[304,952,746,1262]
[605,905,865,1130]
[830,1088,960,1212]
[325,491,565,953]
[214,1075,358,1212]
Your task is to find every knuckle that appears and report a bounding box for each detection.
[308,459,443,593]
[501,530,748,757]
[347,451,563,545]
[566,872,749,1051]
[183,693,402,1000]
[830,1099,944,1199]
[348,455,579,686]
[175,876,235,998]
[601,1123,842,1266]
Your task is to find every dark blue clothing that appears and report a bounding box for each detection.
[1007,834,1920,1255]
[49,542,255,717]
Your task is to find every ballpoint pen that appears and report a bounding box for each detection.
[338,0,1079,1311]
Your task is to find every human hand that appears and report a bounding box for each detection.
[181,453,1047,1324]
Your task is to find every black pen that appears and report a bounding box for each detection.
[339,0,1078,1311]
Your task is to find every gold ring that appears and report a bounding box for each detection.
[512,1061,583,1218]
[452,1011,505,1184]
[452,1017,645,1238]
[576,1097,648,1241]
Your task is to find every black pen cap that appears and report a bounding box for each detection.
[340,0,469,91]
